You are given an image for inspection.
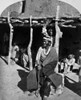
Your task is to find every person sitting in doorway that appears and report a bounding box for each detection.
[66,54,75,72]
[20,48,29,69]
[11,43,19,62]
[77,56,81,82]
[22,51,29,69]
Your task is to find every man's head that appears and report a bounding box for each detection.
[48,29,53,36]
[43,39,52,49]
[68,54,74,59]
[43,39,48,48]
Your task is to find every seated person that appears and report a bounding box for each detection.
[11,44,19,62]
[22,52,28,68]
[19,48,29,69]
[64,58,69,74]
[66,54,75,72]
[77,56,81,82]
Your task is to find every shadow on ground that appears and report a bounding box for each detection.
[65,76,81,96]
[17,69,29,92]
[17,68,81,97]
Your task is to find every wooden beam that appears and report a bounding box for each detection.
[8,12,14,65]
[28,16,33,71]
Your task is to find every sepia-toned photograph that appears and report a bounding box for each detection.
[0,0,81,100]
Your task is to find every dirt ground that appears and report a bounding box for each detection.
[0,57,81,100]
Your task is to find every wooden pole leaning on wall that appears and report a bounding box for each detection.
[28,16,33,71]
[55,5,60,56]
[55,5,63,59]
[8,12,14,65]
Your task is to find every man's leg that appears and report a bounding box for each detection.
[40,78,51,100]
[42,96,48,100]
[70,65,73,71]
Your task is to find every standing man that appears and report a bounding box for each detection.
[36,28,63,100]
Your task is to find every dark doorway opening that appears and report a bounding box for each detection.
[59,26,81,61]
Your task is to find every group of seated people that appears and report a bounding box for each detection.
[58,54,81,83]
[11,44,29,69]
[58,54,76,74]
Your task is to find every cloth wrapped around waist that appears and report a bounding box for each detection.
[43,61,57,76]
[42,61,62,88]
